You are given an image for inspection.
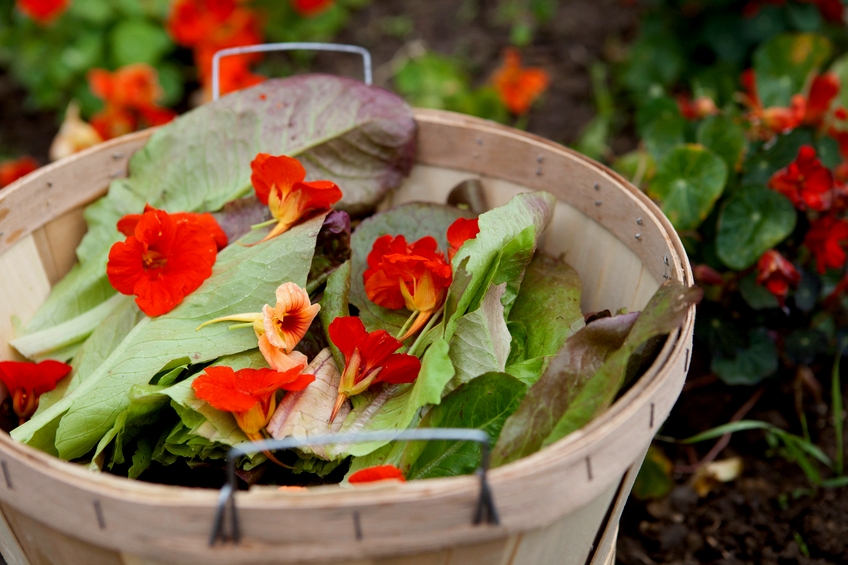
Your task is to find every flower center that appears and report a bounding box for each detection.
[142,249,168,270]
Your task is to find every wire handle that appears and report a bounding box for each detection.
[211,42,373,100]
[210,428,499,545]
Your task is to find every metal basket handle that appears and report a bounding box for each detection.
[210,428,499,545]
[212,42,373,100]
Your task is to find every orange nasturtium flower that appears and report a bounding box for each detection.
[197,282,320,372]
[447,217,480,260]
[0,360,71,424]
[192,364,314,440]
[364,235,452,340]
[16,0,68,24]
[804,73,840,128]
[328,316,421,423]
[117,204,229,251]
[106,207,221,317]
[249,154,343,245]
[739,69,806,138]
[0,156,38,188]
[348,465,406,484]
[291,0,334,17]
[491,47,550,115]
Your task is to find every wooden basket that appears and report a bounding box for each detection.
[0,109,694,565]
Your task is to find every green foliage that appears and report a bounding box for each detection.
[753,33,831,107]
[632,446,674,501]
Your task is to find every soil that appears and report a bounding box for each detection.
[2,2,846,565]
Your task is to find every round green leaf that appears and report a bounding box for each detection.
[712,328,778,386]
[716,185,796,270]
[754,33,831,107]
[643,114,687,162]
[738,272,780,310]
[648,145,728,231]
[110,19,173,67]
[697,115,747,170]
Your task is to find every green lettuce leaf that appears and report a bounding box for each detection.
[319,260,351,370]
[13,215,323,460]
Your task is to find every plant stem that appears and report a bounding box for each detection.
[396,310,417,340]
[250,218,277,230]
[833,351,844,476]
[306,270,332,297]
[407,312,441,358]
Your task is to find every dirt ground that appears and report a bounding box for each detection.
[1,2,846,564]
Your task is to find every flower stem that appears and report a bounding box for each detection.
[396,310,418,340]
[250,218,278,230]
[407,311,441,358]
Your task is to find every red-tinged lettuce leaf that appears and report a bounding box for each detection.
[212,194,271,244]
[491,312,639,467]
[349,203,472,334]
[540,281,702,449]
[308,210,351,286]
[401,372,526,480]
[26,75,416,335]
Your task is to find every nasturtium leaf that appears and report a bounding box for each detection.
[738,273,780,310]
[648,145,728,231]
[325,338,455,459]
[711,328,778,386]
[541,282,701,449]
[621,33,684,99]
[815,135,841,170]
[696,115,748,170]
[447,284,511,390]
[784,329,829,366]
[492,313,638,467]
[753,33,831,107]
[320,260,351,370]
[793,268,820,313]
[643,114,687,162]
[715,185,796,270]
[830,53,848,113]
[612,150,656,188]
[631,446,674,501]
[13,215,324,460]
[446,192,556,341]
[349,203,470,334]
[507,252,584,362]
[402,373,526,480]
[742,129,813,186]
[109,19,172,67]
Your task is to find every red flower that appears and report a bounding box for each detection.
[755,250,800,307]
[804,215,848,273]
[693,264,724,287]
[249,154,342,244]
[676,95,719,121]
[804,73,840,128]
[364,235,453,339]
[740,69,806,138]
[349,465,406,484]
[447,217,480,260]
[0,360,71,423]
[327,316,421,423]
[106,207,219,316]
[117,204,228,251]
[89,106,137,141]
[192,364,313,438]
[768,145,833,211]
[0,156,38,188]
[16,0,67,24]
[291,0,334,16]
[491,48,549,115]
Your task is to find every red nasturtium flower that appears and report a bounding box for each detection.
[804,73,840,128]
[16,0,67,24]
[491,48,550,115]
[364,235,453,340]
[328,316,421,423]
[0,156,38,188]
[768,145,834,211]
[755,250,801,307]
[192,364,313,440]
[348,465,406,484]
[291,0,334,16]
[0,360,71,424]
[107,207,221,317]
[740,69,806,138]
[197,282,319,372]
[249,154,343,244]
[117,204,228,251]
[804,215,848,274]
[676,94,719,121]
[447,217,480,260]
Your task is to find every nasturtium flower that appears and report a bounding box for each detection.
[447,217,480,260]
[348,465,406,484]
[16,0,67,24]
[197,282,318,372]
[491,47,549,115]
[0,360,71,424]
[328,316,421,423]
[804,215,848,274]
[0,156,38,188]
[192,364,313,440]
[740,69,806,138]
[676,94,719,121]
[291,0,334,16]
[107,207,219,317]
[364,235,453,340]
[249,154,343,244]
[768,145,833,211]
[804,73,840,128]
[117,204,228,251]
[755,250,800,308]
